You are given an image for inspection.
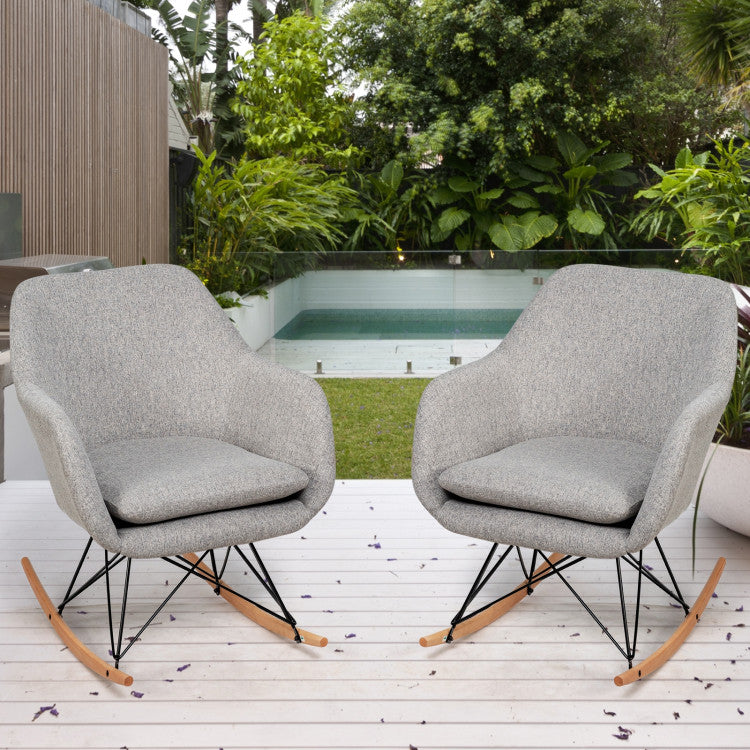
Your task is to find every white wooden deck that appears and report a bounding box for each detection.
[0,479,748,750]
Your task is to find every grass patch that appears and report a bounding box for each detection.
[317,378,431,479]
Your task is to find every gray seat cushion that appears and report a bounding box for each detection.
[437,436,658,525]
[90,436,309,525]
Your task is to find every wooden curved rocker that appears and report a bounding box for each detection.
[420,553,564,647]
[419,549,726,686]
[613,556,725,686]
[183,553,328,647]
[22,557,134,686]
[23,548,328,687]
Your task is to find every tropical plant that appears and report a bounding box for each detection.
[342,161,438,253]
[150,0,242,154]
[509,132,638,250]
[632,136,750,285]
[179,149,357,296]
[678,0,750,112]
[427,160,557,254]
[232,12,360,169]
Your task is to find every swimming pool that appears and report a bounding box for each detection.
[274,308,524,340]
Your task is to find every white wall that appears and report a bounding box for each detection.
[4,385,47,480]
[232,268,552,349]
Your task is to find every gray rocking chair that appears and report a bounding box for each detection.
[412,264,736,684]
[11,264,335,685]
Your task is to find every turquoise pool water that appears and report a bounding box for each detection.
[274,308,523,340]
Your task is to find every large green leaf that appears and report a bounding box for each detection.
[557,131,591,166]
[568,207,606,235]
[563,164,597,181]
[381,160,404,191]
[596,152,633,172]
[477,187,505,200]
[526,154,560,171]
[519,212,557,246]
[488,222,522,252]
[506,192,540,209]
[448,176,480,193]
[437,206,471,233]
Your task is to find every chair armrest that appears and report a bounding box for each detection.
[627,383,730,553]
[225,354,335,516]
[411,350,523,516]
[14,383,122,551]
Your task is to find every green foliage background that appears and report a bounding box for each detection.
[339,0,740,173]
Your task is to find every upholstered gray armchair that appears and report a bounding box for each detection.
[412,264,736,684]
[11,264,335,685]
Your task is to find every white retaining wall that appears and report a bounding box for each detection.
[234,268,552,350]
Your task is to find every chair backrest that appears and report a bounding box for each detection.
[497,264,737,450]
[11,264,249,449]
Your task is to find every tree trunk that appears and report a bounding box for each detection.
[253,0,268,43]
[213,0,235,155]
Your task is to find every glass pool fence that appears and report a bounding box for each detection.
[226,248,684,375]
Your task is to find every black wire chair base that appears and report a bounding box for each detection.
[52,540,312,670]
[421,538,720,681]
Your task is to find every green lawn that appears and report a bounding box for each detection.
[317,378,431,479]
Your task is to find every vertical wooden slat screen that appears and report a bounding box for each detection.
[0,0,169,266]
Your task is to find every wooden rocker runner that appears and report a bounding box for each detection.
[411,264,738,684]
[418,543,726,685]
[22,543,328,686]
[10,265,336,684]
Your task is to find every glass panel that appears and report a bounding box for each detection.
[230,249,684,375]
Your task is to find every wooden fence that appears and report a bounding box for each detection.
[0,0,169,266]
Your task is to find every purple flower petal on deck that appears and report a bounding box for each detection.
[76,610,87,615]
[685,699,693,704]
[177,664,190,672]
[324,609,334,613]
[739,708,745,715]
[613,726,633,740]
[673,712,680,720]
[727,632,732,641]
[334,648,343,653]
[164,679,174,682]
[712,593,718,598]
[345,633,356,638]
[569,632,580,637]
[603,710,616,716]
[387,558,397,561]
[49,708,59,717]
[644,564,653,571]
[89,692,98,696]
[693,677,703,682]
[32,705,56,721]
[130,691,144,699]
[736,605,744,611]
[368,542,381,549]
[301,594,312,599]
[169,614,176,621]
[705,682,714,689]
